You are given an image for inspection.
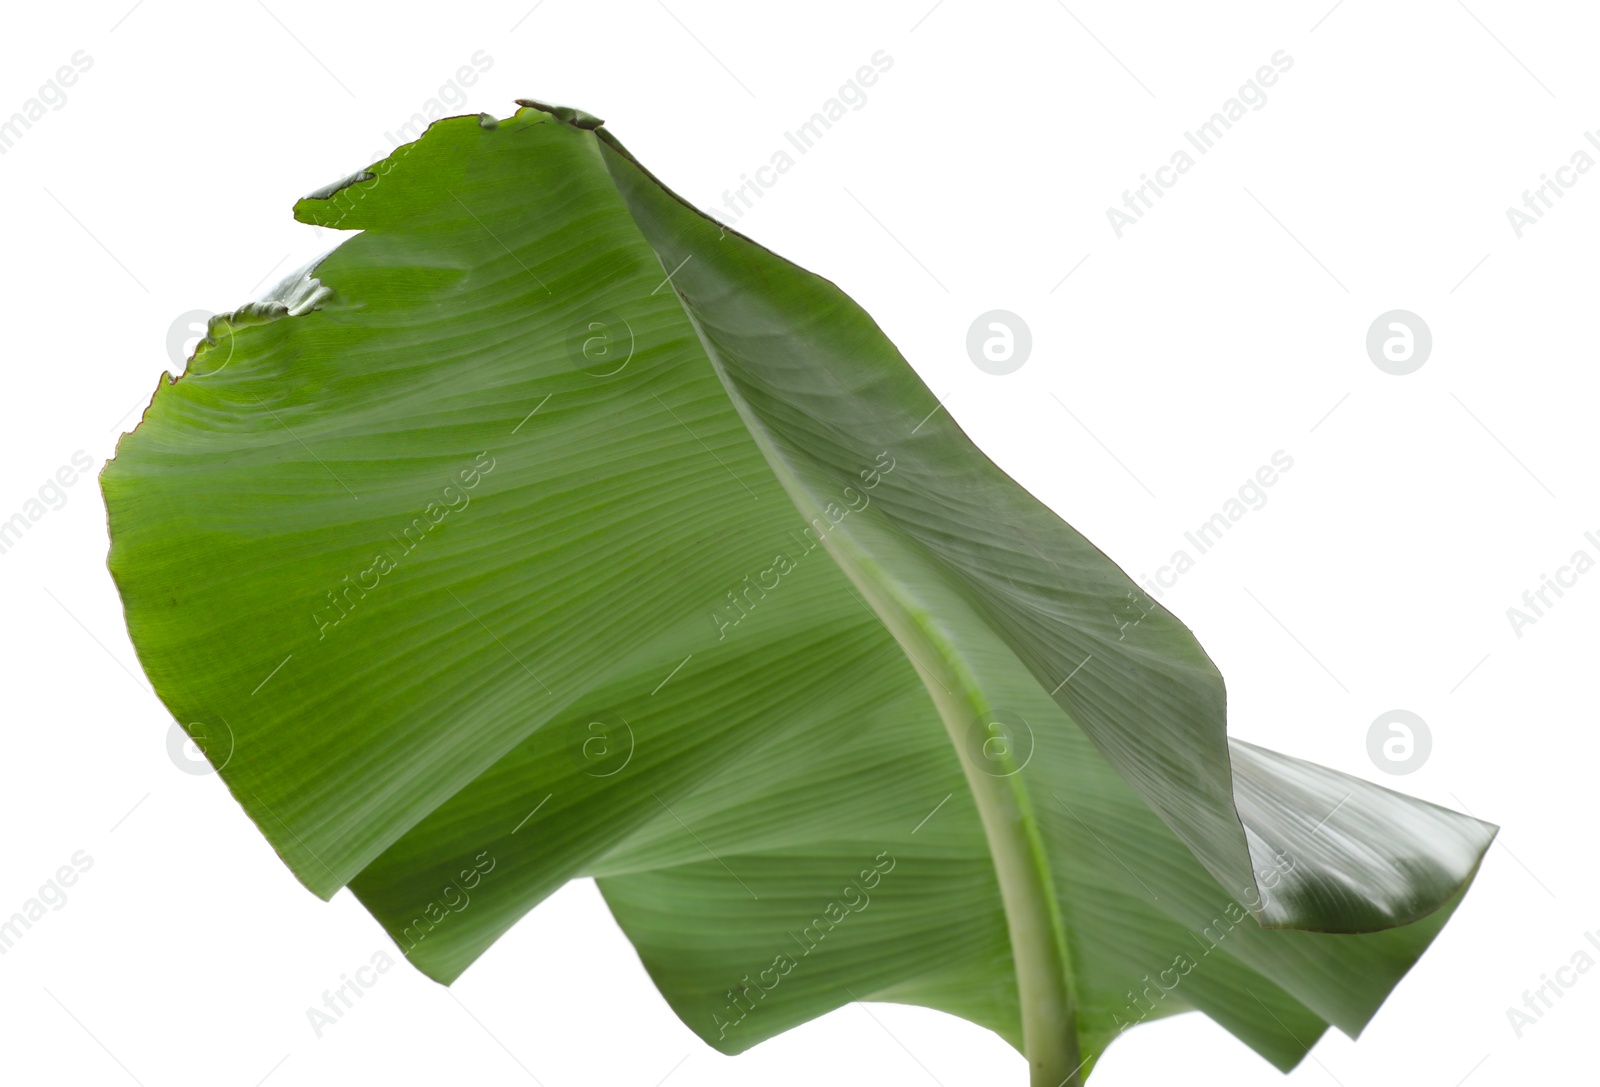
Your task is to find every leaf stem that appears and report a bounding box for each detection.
[918,651,1085,1087]
[809,548,1085,1084]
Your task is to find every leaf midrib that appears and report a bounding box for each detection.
[674,309,1085,1085]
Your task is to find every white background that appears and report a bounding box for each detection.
[0,1,1594,1084]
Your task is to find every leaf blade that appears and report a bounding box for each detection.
[101,104,1495,1084]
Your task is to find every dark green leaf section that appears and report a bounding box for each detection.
[102,106,1494,1081]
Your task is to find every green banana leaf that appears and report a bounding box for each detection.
[101,101,1495,1086]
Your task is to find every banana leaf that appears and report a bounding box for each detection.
[100,101,1495,1086]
